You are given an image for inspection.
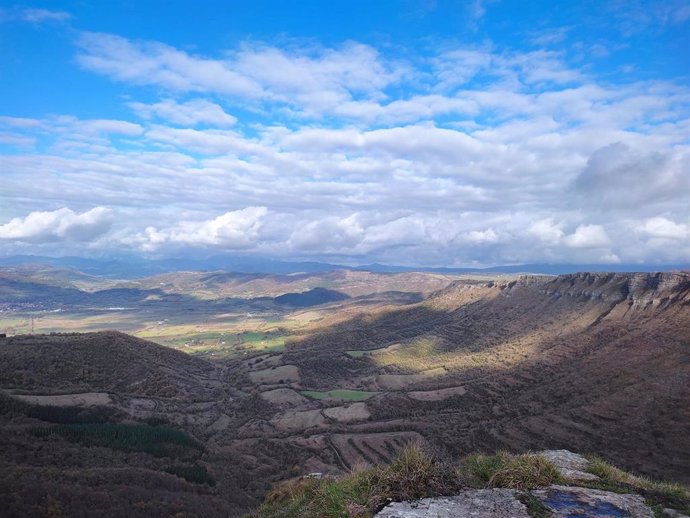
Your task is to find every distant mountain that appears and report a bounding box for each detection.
[0,255,342,278]
[0,254,687,277]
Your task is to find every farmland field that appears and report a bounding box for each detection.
[301,389,378,401]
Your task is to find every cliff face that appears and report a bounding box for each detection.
[432,271,690,313]
[286,270,690,485]
[535,272,690,309]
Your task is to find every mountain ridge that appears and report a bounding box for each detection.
[1,254,688,278]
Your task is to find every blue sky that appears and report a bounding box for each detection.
[0,0,688,266]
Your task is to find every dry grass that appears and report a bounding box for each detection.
[255,449,567,517]
[458,452,562,489]
[254,444,459,518]
[586,456,690,512]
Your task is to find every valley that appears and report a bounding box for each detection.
[0,267,688,517]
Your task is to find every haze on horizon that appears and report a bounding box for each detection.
[0,0,688,268]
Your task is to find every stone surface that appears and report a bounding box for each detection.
[375,485,659,517]
[375,489,529,517]
[662,509,690,518]
[538,449,600,481]
[533,485,654,518]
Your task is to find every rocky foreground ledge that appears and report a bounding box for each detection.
[376,451,687,518]
[255,448,689,518]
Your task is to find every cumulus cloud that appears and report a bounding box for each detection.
[529,219,564,245]
[289,215,364,252]
[0,208,113,243]
[563,224,611,248]
[131,207,269,251]
[636,217,689,240]
[460,228,500,244]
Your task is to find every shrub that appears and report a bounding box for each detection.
[164,463,216,486]
[34,423,203,458]
[0,392,114,424]
[26,404,112,424]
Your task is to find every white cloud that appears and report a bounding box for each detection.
[76,33,263,98]
[1,32,689,266]
[0,208,113,243]
[637,217,689,240]
[563,224,611,248]
[529,219,564,245]
[131,207,269,251]
[76,33,404,117]
[0,8,71,24]
[128,99,237,127]
[288,215,364,252]
[461,228,500,244]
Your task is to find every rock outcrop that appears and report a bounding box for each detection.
[375,450,680,518]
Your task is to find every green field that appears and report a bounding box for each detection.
[301,389,378,401]
[143,330,287,358]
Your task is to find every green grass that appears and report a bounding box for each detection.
[301,389,378,402]
[254,449,690,518]
[517,492,553,518]
[34,422,203,459]
[458,452,562,489]
[255,444,459,518]
[585,456,690,514]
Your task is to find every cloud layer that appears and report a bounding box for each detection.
[1,27,689,266]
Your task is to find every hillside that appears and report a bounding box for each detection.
[0,331,218,397]
[0,272,688,516]
[272,272,690,482]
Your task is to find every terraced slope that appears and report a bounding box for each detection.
[1,272,688,516]
[278,272,690,482]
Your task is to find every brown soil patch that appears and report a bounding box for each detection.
[323,402,370,423]
[260,388,310,407]
[249,365,300,384]
[270,409,327,432]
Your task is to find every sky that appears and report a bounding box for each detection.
[0,0,689,267]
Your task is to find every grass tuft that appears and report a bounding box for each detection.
[255,450,689,518]
[517,492,553,518]
[586,456,690,513]
[459,452,561,489]
[255,443,459,518]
